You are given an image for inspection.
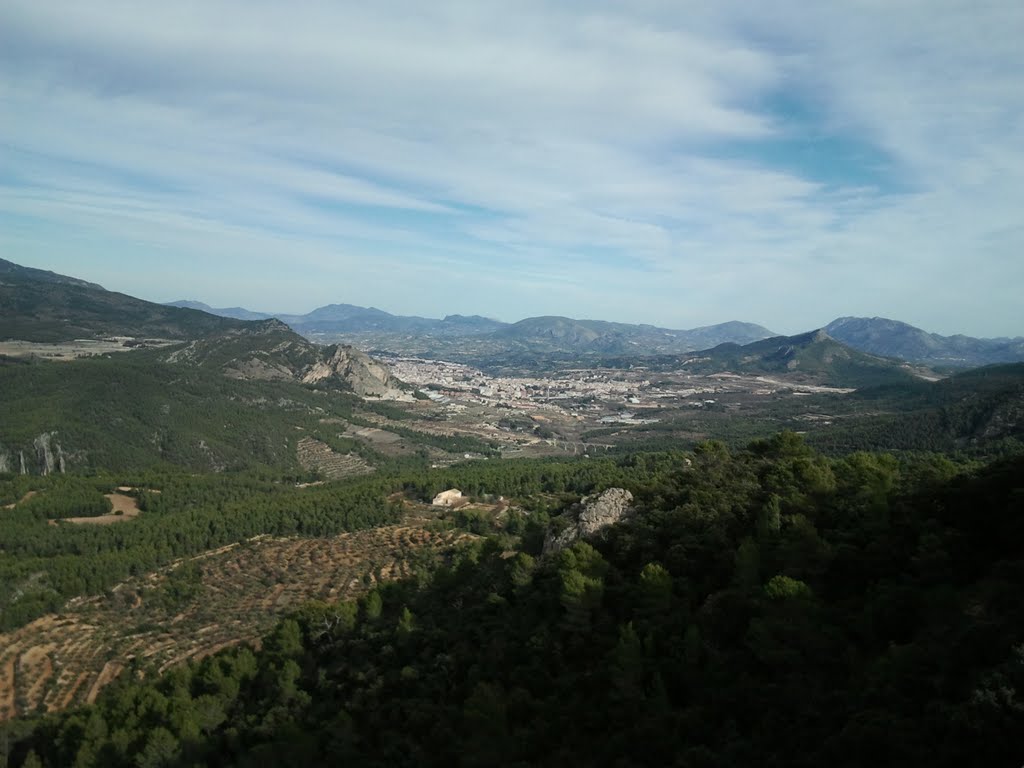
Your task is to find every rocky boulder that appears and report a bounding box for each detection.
[543,487,634,555]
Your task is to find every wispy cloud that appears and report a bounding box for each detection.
[1,1,1021,335]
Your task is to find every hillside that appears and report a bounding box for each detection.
[810,362,1024,455]
[0,354,349,473]
[826,316,1024,368]
[10,441,1024,767]
[0,319,414,474]
[681,329,923,388]
[157,319,407,399]
[0,259,245,343]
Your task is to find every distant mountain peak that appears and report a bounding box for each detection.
[826,316,1024,368]
[685,328,919,388]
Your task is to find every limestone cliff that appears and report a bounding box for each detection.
[302,344,409,400]
[161,320,411,400]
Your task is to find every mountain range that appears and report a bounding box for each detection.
[1,255,1022,481]
[3,258,1022,371]
[166,299,777,356]
[168,299,1024,367]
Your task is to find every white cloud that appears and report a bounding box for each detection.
[0,0,1021,336]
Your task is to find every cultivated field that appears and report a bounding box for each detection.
[296,436,374,479]
[57,492,142,525]
[0,337,176,361]
[0,516,473,720]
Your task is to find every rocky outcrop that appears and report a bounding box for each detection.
[431,489,464,507]
[0,435,67,475]
[543,487,634,555]
[160,321,412,401]
[303,345,412,400]
[33,432,66,475]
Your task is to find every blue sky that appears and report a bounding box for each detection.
[1,1,1022,337]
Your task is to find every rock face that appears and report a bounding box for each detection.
[303,345,410,400]
[162,320,412,401]
[432,489,464,507]
[431,489,464,507]
[33,432,67,475]
[543,488,634,555]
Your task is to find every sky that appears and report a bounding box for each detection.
[1,1,1022,338]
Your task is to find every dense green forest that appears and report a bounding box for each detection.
[7,436,1023,767]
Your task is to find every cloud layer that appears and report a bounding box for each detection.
[2,1,1022,336]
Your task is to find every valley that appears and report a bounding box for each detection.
[1,258,1022,767]
[3,1,1022,760]
[381,354,865,457]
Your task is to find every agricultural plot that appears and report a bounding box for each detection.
[0,521,472,720]
[341,422,435,459]
[296,436,374,479]
[57,492,142,525]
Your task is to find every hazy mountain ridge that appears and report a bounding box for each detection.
[1,260,403,399]
[826,316,1024,368]
[165,300,275,322]
[494,315,777,355]
[167,298,777,356]
[168,295,1024,368]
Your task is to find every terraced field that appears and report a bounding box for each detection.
[0,521,473,720]
[296,435,374,479]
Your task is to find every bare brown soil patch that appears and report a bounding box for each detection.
[21,646,55,708]
[61,493,141,525]
[105,493,141,515]
[0,338,176,361]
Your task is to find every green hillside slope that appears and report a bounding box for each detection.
[0,258,245,342]
[11,439,1023,767]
